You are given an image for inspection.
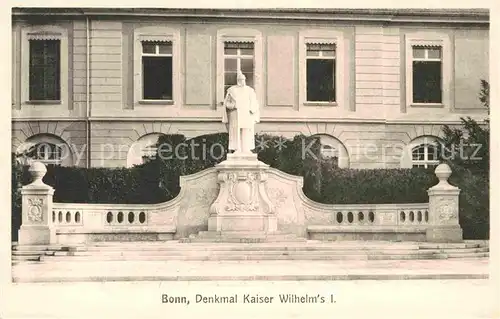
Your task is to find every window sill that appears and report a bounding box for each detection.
[138,100,174,106]
[303,102,338,107]
[25,100,62,105]
[410,103,444,108]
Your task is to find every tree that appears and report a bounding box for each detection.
[439,80,489,239]
[440,80,489,174]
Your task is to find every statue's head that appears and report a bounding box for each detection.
[236,71,246,86]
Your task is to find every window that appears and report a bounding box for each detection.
[320,144,339,166]
[127,133,164,167]
[298,30,345,107]
[26,142,63,165]
[411,144,439,168]
[141,41,173,101]
[315,134,349,168]
[141,144,158,163]
[223,41,254,95]
[306,43,336,102]
[17,134,74,166]
[405,32,451,109]
[133,27,180,106]
[29,40,61,101]
[21,25,68,107]
[216,28,262,107]
[412,46,442,104]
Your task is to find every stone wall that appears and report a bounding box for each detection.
[9,119,468,168]
[11,15,488,169]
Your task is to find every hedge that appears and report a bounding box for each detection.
[11,133,489,240]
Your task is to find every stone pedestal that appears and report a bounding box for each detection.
[426,164,463,243]
[207,153,277,234]
[18,162,56,245]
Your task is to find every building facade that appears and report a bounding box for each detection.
[11,8,489,169]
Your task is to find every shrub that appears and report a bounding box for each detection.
[316,163,438,204]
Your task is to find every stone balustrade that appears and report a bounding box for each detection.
[398,206,430,225]
[16,161,463,245]
[51,204,153,227]
[47,202,177,244]
[303,203,430,227]
[51,207,83,225]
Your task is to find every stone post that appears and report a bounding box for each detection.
[426,163,463,242]
[18,161,56,245]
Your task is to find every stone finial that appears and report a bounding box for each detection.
[28,161,48,186]
[435,163,452,181]
[430,163,456,190]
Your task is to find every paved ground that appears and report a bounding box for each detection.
[3,279,497,319]
[12,258,489,282]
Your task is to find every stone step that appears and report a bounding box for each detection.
[12,241,490,265]
[183,231,308,243]
[12,260,40,265]
[23,244,487,254]
[12,273,489,282]
[81,244,422,251]
[15,245,468,254]
[80,240,488,248]
[442,252,490,259]
[84,245,413,252]
[78,243,488,252]
[181,236,307,243]
[40,251,488,262]
[418,243,484,249]
[11,244,67,251]
[11,250,59,256]
[180,238,306,243]
[54,247,489,256]
[12,255,41,261]
[194,231,301,237]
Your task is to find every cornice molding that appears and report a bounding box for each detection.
[11,116,489,126]
[11,8,489,25]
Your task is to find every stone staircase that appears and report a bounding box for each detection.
[11,244,73,264]
[180,231,308,243]
[12,240,489,264]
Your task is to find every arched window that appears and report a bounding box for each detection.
[320,144,339,167]
[29,142,63,165]
[411,143,439,168]
[404,136,442,169]
[16,134,73,166]
[127,133,164,168]
[315,134,349,168]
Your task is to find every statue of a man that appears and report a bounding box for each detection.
[222,72,260,154]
